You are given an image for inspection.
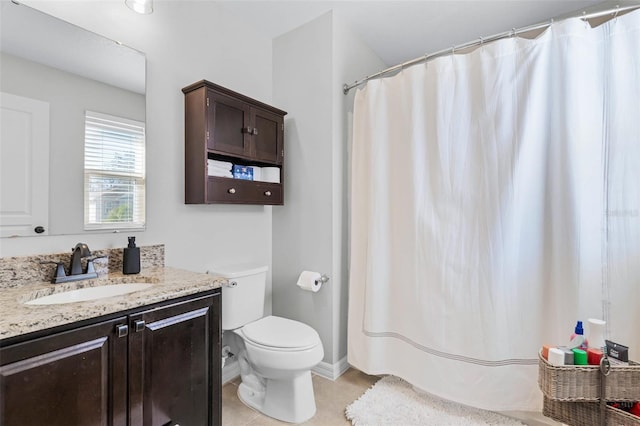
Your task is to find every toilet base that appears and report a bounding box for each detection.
[237,371,317,424]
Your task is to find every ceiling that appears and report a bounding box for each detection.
[217,0,634,67]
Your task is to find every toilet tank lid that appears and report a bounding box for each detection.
[207,263,268,278]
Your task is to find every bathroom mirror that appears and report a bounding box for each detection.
[0,1,146,237]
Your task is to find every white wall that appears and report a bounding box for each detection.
[272,12,335,364]
[1,1,275,308]
[272,11,385,371]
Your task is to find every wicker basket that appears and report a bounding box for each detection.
[538,352,640,402]
[543,397,640,426]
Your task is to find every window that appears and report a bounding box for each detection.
[84,111,145,230]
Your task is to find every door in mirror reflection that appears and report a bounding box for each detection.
[0,92,50,237]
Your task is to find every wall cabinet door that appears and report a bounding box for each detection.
[0,317,128,426]
[128,294,221,426]
[208,90,251,158]
[251,107,284,165]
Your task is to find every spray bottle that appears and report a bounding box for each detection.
[569,321,588,350]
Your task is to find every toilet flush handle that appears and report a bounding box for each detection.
[224,281,237,288]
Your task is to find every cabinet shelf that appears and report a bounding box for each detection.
[183,80,287,205]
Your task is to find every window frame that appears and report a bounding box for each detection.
[83,110,146,231]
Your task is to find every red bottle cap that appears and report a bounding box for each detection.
[587,348,603,365]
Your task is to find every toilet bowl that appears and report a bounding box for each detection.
[233,316,323,423]
[208,264,324,424]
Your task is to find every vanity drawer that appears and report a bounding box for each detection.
[207,177,282,205]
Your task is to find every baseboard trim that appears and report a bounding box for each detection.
[312,356,349,381]
[222,360,240,384]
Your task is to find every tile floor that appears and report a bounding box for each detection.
[222,368,378,426]
[222,368,561,426]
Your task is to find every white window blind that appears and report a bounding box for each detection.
[84,111,145,230]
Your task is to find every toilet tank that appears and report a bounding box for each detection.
[207,264,268,331]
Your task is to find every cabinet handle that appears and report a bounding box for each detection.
[253,128,259,135]
[116,324,129,338]
[228,188,236,194]
[264,191,272,197]
[133,320,146,333]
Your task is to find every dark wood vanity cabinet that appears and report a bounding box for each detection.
[0,316,128,426]
[129,295,220,426]
[0,291,221,426]
[183,80,286,205]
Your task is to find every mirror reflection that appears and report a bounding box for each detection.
[0,1,146,237]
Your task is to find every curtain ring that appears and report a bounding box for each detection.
[511,28,516,37]
[613,5,620,21]
[581,11,588,26]
[581,11,590,28]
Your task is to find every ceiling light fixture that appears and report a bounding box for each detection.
[125,0,153,14]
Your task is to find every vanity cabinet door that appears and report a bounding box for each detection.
[0,317,128,426]
[128,293,221,426]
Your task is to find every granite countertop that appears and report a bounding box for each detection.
[0,266,225,340]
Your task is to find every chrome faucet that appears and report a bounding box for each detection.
[52,243,99,284]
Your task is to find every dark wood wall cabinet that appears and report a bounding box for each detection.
[0,290,221,426]
[183,80,287,205]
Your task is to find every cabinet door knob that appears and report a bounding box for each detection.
[116,324,129,338]
[264,191,272,197]
[228,188,236,194]
[133,320,146,333]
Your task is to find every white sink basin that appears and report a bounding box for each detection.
[25,283,154,305]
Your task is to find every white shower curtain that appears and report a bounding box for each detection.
[348,11,640,411]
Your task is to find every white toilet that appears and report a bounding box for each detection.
[210,264,324,424]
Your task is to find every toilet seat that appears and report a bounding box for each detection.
[241,315,320,350]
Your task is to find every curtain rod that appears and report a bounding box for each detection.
[343,4,640,95]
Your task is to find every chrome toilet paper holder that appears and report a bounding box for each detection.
[315,274,330,285]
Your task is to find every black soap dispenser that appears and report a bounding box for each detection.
[123,236,140,274]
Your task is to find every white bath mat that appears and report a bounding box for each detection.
[345,376,525,426]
